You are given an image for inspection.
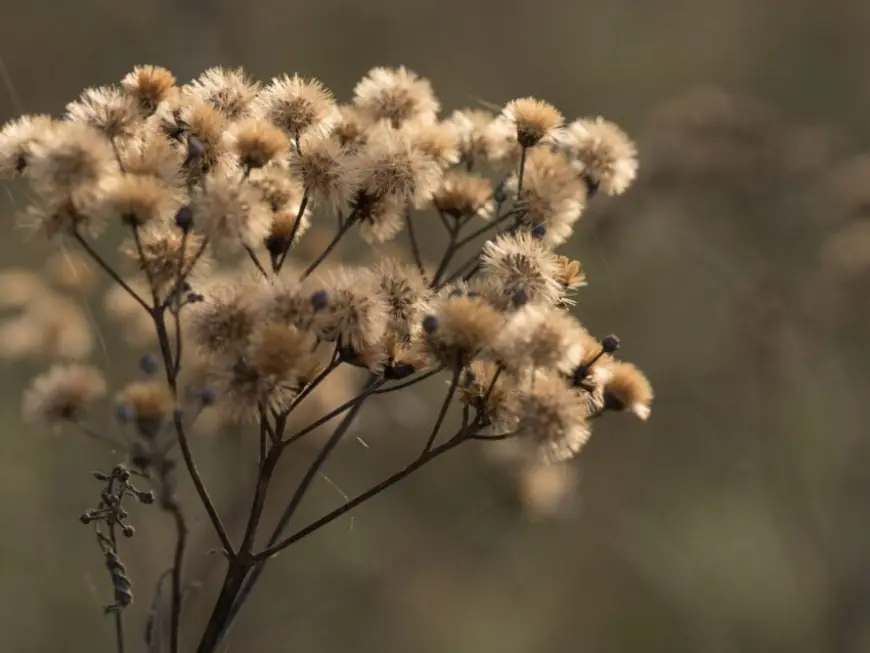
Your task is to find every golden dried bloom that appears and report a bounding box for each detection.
[503,98,563,148]
[22,364,107,428]
[330,105,370,153]
[507,147,586,246]
[190,170,272,249]
[120,125,185,186]
[554,256,587,298]
[254,75,337,138]
[374,258,431,339]
[185,67,259,120]
[121,65,177,115]
[481,232,563,307]
[556,117,638,195]
[0,115,56,178]
[402,120,459,168]
[226,118,290,170]
[92,174,178,228]
[247,322,317,383]
[355,127,442,208]
[356,194,405,244]
[353,66,439,127]
[186,277,261,358]
[116,381,173,437]
[178,101,229,173]
[493,305,590,376]
[260,277,317,330]
[512,372,590,463]
[449,109,496,164]
[66,86,140,140]
[459,360,519,428]
[308,267,390,360]
[290,133,359,213]
[203,353,296,423]
[433,171,494,220]
[602,361,653,420]
[27,122,117,198]
[424,294,503,367]
[45,250,95,293]
[121,223,209,292]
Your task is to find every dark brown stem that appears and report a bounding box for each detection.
[423,365,460,452]
[301,214,356,279]
[404,208,427,280]
[73,232,150,313]
[274,191,309,273]
[108,523,125,653]
[165,500,187,653]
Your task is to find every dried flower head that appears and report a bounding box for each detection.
[503,98,563,148]
[556,117,638,195]
[493,305,590,375]
[601,361,653,420]
[0,115,56,178]
[356,194,406,244]
[254,75,337,139]
[226,118,290,170]
[121,65,177,115]
[507,147,586,246]
[330,105,370,154]
[66,86,140,140]
[289,133,359,213]
[402,120,460,168]
[250,166,311,254]
[459,360,519,427]
[185,67,259,120]
[553,256,587,300]
[121,223,209,292]
[92,174,178,228]
[120,125,185,186]
[481,232,563,307]
[116,381,173,437]
[190,170,272,249]
[247,322,318,383]
[27,122,117,198]
[23,364,107,428]
[186,277,261,358]
[374,258,431,339]
[433,171,494,220]
[353,66,439,127]
[423,294,503,368]
[177,101,229,173]
[511,372,590,463]
[355,127,442,208]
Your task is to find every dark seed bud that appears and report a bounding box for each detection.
[265,235,288,257]
[174,206,194,231]
[199,387,217,406]
[138,353,159,376]
[448,289,463,298]
[122,525,135,538]
[186,135,205,161]
[137,491,155,505]
[531,223,547,240]
[92,471,110,481]
[422,314,439,335]
[116,403,135,424]
[80,511,94,525]
[512,287,529,306]
[310,290,329,311]
[601,334,620,354]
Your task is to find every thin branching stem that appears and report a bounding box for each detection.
[372,366,445,394]
[301,214,356,279]
[423,365,460,452]
[274,190,309,273]
[73,231,151,313]
[404,208,427,280]
[244,245,269,279]
[164,499,187,653]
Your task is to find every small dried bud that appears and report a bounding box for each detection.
[601,334,620,354]
[174,206,193,231]
[422,314,439,335]
[310,290,329,311]
[139,354,160,376]
[122,525,136,538]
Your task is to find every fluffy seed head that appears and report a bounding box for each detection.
[374,258,431,339]
[602,361,653,420]
[247,322,318,382]
[226,118,290,170]
[433,171,494,220]
[555,117,638,195]
[0,115,56,178]
[481,232,563,307]
[493,306,590,376]
[23,364,107,428]
[330,105,370,154]
[503,98,564,148]
[290,133,359,213]
[353,66,439,127]
[254,75,337,138]
[186,278,261,358]
[27,122,117,198]
[355,127,442,207]
[120,125,185,186]
[424,294,503,367]
[356,193,405,244]
[402,120,459,168]
[116,381,173,437]
[185,67,260,120]
[121,223,210,292]
[93,174,178,227]
[190,170,272,249]
[121,65,177,115]
[66,86,140,139]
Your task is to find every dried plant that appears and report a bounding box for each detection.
[0,64,653,653]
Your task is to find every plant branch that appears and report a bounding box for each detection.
[73,231,150,313]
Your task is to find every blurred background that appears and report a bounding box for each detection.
[1,0,869,651]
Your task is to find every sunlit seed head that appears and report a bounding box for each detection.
[189,170,272,250]
[493,305,590,376]
[307,267,390,357]
[459,360,519,429]
[356,193,406,244]
[374,258,431,339]
[120,124,185,187]
[354,126,442,208]
[480,232,563,307]
[93,174,178,228]
[553,255,587,305]
[22,364,107,429]
[330,105,371,154]
[178,101,229,173]
[506,146,586,246]
[247,322,317,382]
[226,118,290,170]
[401,119,460,168]
[0,115,56,178]
[503,98,564,148]
[116,381,173,438]
[260,278,317,330]
[186,277,262,358]
[27,122,117,198]
[602,361,653,420]
[289,132,359,213]
[353,66,439,128]
[513,372,590,463]
[253,75,337,138]
[424,294,503,368]
[121,65,177,115]
[449,108,497,165]
[185,67,260,121]
[66,86,141,140]
[203,353,296,424]
[555,117,638,196]
[433,170,494,220]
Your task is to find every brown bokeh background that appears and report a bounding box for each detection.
[2,0,869,651]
